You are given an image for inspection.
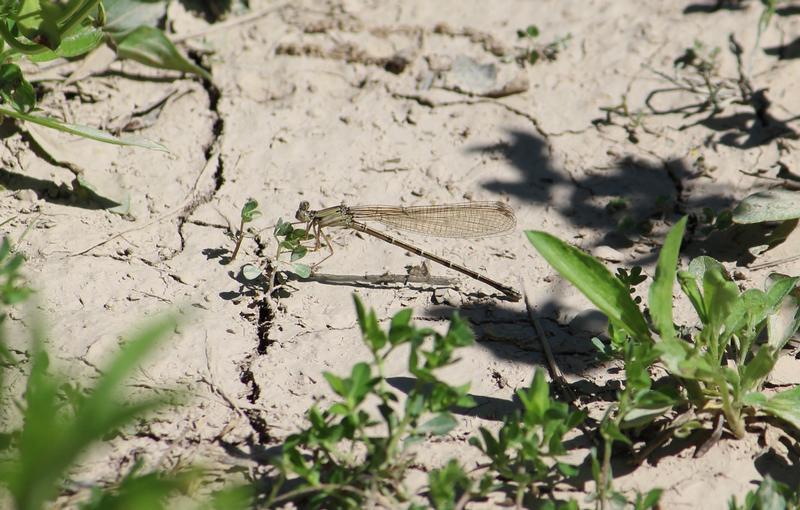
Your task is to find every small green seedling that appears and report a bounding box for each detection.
[515,24,571,65]
[528,217,800,444]
[272,218,312,278]
[230,198,262,262]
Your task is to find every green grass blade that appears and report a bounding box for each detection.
[526,231,650,342]
[0,105,168,151]
[7,316,176,510]
[87,316,177,406]
[648,216,687,343]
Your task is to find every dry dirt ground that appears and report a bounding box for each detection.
[2,0,800,508]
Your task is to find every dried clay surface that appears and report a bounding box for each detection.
[2,0,800,508]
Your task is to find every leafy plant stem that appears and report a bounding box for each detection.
[384,412,412,463]
[268,482,369,506]
[230,217,246,261]
[718,377,744,438]
[0,24,48,54]
[58,0,101,34]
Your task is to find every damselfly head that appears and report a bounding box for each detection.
[295,201,312,222]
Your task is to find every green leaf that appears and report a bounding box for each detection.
[6,315,176,510]
[0,63,35,113]
[273,219,292,237]
[323,372,346,396]
[417,412,457,435]
[0,105,168,150]
[740,345,775,392]
[640,488,663,509]
[207,484,255,510]
[757,386,800,431]
[427,459,471,510]
[115,26,212,81]
[733,190,800,224]
[678,270,707,324]
[557,462,578,477]
[526,25,540,37]
[702,266,740,353]
[103,0,166,39]
[389,308,413,345]
[15,0,64,49]
[353,294,387,350]
[29,24,104,61]
[622,390,677,428]
[648,217,686,343]
[519,368,549,420]
[240,199,260,222]
[526,231,650,342]
[348,362,371,401]
[444,313,474,348]
[241,264,261,281]
[290,245,307,262]
[291,263,311,278]
[765,274,800,352]
[79,462,201,510]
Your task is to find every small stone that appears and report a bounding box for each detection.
[14,189,37,202]
[593,245,624,262]
[569,309,608,336]
[432,288,464,307]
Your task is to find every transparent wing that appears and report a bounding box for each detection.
[347,201,516,238]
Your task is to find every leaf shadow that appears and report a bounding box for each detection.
[0,167,119,210]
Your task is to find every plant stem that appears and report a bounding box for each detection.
[230,218,245,261]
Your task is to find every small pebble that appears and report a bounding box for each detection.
[14,189,37,202]
[432,288,464,307]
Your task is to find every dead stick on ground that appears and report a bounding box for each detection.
[521,280,577,403]
[749,253,800,271]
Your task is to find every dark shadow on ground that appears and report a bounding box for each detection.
[683,1,748,14]
[472,129,737,259]
[685,220,799,265]
[764,37,800,60]
[754,435,800,488]
[178,0,239,22]
[690,95,800,149]
[419,296,604,378]
[0,168,120,210]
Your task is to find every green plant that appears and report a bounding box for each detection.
[527,217,800,443]
[515,24,571,65]
[0,315,182,510]
[0,239,252,510]
[424,459,491,510]
[469,369,585,508]
[0,0,210,151]
[729,475,800,510]
[0,237,31,324]
[272,217,312,278]
[229,198,261,262]
[267,294,476,508]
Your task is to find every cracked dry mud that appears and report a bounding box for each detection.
[2,1,800,508]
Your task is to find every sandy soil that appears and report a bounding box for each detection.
[2,0,800,508]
